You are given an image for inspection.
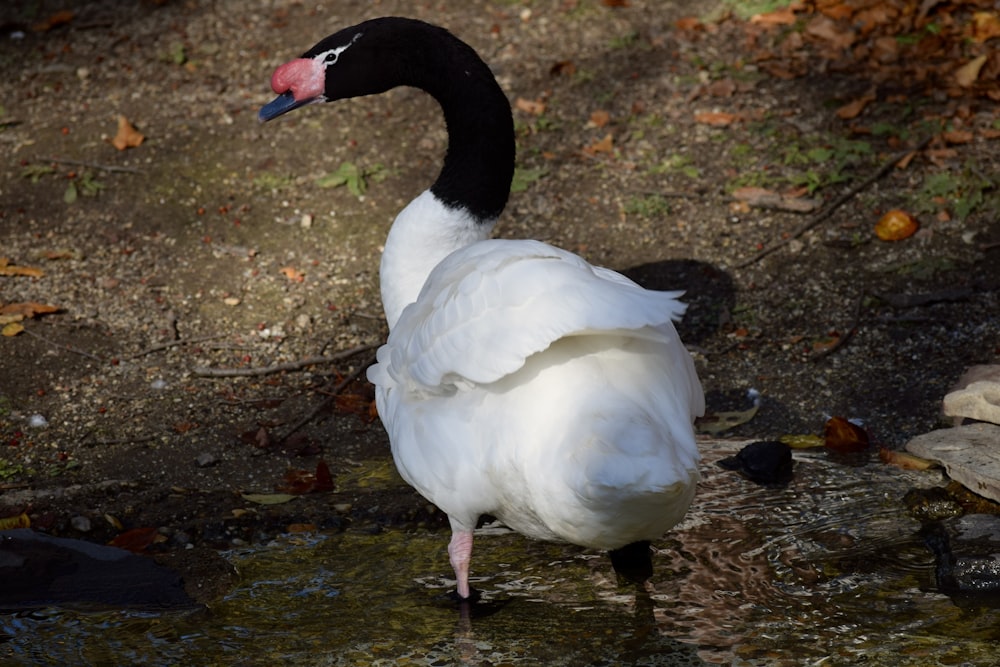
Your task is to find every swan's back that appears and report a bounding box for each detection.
[368,238,703,547]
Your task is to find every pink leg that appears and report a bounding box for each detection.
[448,528,474,600]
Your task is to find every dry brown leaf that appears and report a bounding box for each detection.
[0,258,44,278]
[895,149,919,170]
[954,54,988,88]
[600,0,630,6]
[0,302,60,317]
[111,114,145,150]
[280,266,305,282]
[942,130,974,144]
[694,111,739,126]
[972,11,1000,43]
[751,7,797,26]
[514,97,546,115]
[674,17,702,32]
[584,133,614,155]
[879,447,935,470]
[549,60,576,77]
[31,10,74,32]
[981,129,1000,140]
[835,89,876,119]
[587,110,610,128]
[805,15,855,50]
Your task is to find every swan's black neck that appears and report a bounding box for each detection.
[307,18,515,222]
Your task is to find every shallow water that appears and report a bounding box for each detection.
[3,446,999,666]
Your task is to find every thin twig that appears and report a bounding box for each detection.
[192,342,379,377]
[81,435,157,447]
[44,156,142,174]
[125,334,225,360]
[736,136,933,269]
[810,291,865,362]
[21,326,104,362]
[279,353,378,443]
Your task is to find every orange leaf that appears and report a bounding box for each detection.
[942,130,974,144]
[111,114,144,150]
[694,111,739,126]
[584,133,614,155]
[0,258,44,277]
[875,209,919,241]
[972,11,1000,43]
[600,0,630,6]
[835,89,876,120]
[0,302,60,318]
[879,447,934,470]
[514,97,546,115]
[2,322,25,337]
[108,526,160,553]
[280,266,305,282]
[549,60,576,77]
[751,7,797,26]
[587,110,610,128]
[32,10,74,32]
[674,17,702,32]
[824,416,870,453]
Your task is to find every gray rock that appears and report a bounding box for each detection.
[195,452,218,468]
[944,380,1000,425]
[905,423,1000,502]
[70,515,92,533]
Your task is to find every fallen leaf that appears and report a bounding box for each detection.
[875,209,919,241]
[0,512,30,530]
[0,258,44,278]
[972,11,1000,43]
[694,111,740,126]
[836,89,876,120]
[1,322,24,337]
[941,129,974,144]
[779,434,825,449]
[587,110,610,128]
[954,55,988,88]
[981,129,1000,140]
[879,447,935,470]
[697,400,760,436]
[0,302,60,318]
[287,523,317,533]
[584,133,614,155]
[600,0,630,6]
[242,492,297,505]
[280,266,305,282]
[824,416,870,453]
[108,526,160,553]
[172,421,199,433]
[804,15,855,51]
[896,149,919,170]
[514,97,546,115]
[549,60,576,76]
[751,7,797,26]
[674,17,702,32]
[31,10,74,32]
[315,460,334,492]
[111,114,144,150]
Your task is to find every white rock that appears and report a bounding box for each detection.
[944,380,1000,425]
[906,423,1000,503]
[28,414,48,428]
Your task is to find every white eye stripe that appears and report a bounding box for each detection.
[315,32,362,66]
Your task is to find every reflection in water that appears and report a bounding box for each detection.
[2,445,999,665]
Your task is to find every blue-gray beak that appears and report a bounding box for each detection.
[259,92,310,122]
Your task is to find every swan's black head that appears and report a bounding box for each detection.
[260,17,466,122]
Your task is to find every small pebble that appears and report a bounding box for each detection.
[196,453,218,468]
[28,414,49,428]
[150,379,168,390]
[70,515,92,532]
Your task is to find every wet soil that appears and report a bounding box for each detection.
[0,0,998,603]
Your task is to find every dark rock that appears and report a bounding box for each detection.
[0,529,198,612]
[717,440,793,486]
[920,514,1000,600]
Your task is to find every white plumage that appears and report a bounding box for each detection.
[260,17,704,601]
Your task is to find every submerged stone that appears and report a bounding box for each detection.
[0,529,197,612]
[717,440,793,486]
[921,514,1000,597]
[905,423,1000,503]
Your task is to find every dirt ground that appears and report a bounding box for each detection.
[1,0,998,601]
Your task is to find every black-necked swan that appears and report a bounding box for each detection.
[259,16,704,601]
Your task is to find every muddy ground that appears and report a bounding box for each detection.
[0,0,998,601]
